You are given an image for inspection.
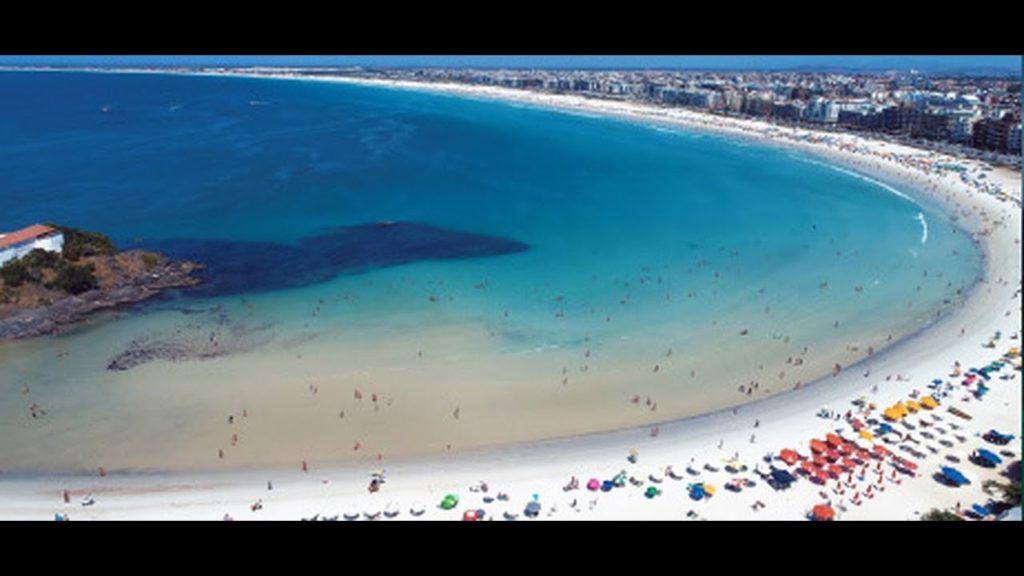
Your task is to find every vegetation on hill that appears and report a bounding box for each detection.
[49,224,118,261]
[0,248,99,295]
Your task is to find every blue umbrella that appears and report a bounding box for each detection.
[971,504,989,517]
[941,466,969,486]
[976,448,1002,466]
[932,379,943,385]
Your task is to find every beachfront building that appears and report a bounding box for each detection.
[0,224,65,266]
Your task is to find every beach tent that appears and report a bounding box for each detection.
[689,484,706,500]
[941,467,970,486]
[811,504,835,521]
[770,469,796,488]
[524,501,541,518]
[975,448,1002,466]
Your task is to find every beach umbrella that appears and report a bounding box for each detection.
[920,396,939,410]
[814,468,830,484]
[384,501,400,518]
[363,505,382,520]
[645,486,659,499]
[810,439,828,453]
[975,448,1002,466]
[838,443,854,456]
[906,400,921,413]
[779,449,802,465]
[894,457,918,471]
[858,430,874,442]
[872,445,889,459]
[704,484,716,496]
[587,478,600,491]
[842,457,858,470]
[462,509,480,522]
[409,502,426,517]
[811,504,835,521]
[800,460,817,474]
[941,466,969,486]
[440,494,459,510]
[826,433,844,447]
[971,504,990,517]
[689,483,706,500]
[825,448,840,462]
[851,419,865,431]
[883,407,903,421]
[601,480,614,492]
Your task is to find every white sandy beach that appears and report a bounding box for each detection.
[0,74,1019,521]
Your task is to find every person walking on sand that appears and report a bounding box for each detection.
[302,460,308,473]
[268,481,273,491]
[63,489,70,504]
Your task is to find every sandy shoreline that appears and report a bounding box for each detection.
[1,73,1019,520]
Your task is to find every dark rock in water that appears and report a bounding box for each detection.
[107,321,275,371]
[144,221,528,298]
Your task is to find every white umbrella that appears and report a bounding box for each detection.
[384,501,400,518]
[342,509,360,521]
[409,502,426,517]
[363,505,381,520]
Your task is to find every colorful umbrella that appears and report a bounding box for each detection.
[811,504,835,521]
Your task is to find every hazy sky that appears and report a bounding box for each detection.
[0,55,1019,74]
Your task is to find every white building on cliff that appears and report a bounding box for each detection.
[0,224,65,266]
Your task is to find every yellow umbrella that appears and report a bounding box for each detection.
[704,484,716,496]
[920,396,938,409]
[894,402,908,417]
[883,407,903,421]
[859,429,874,441]
[906,400,921,413]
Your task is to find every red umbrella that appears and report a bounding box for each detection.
[841,457,858,470]
[814,468,830,484]
[813,455,829,468]
[838,443,854,456]
[826,433,843,447]
[810,439,828,453]
[779,449,802,465]
[825,448,840,462]
[894,457,918,471]
[856,449,871,462]
[828,464,845,477]
[800,461,817,475]
[872,445,889,458]
[811,504,835,521]
[851,419,864,430]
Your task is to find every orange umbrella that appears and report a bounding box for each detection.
[838,442,854,456]
[814,468,830,484]
[812,504,835,521]
[810,439,828,453]
[826,433,844,447]
[801,461,817,475]
[828,464,845,477]
[825,448,840,462]
[872,445,889,458]
[779,449,802,465]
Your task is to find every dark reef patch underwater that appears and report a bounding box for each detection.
[144,221,529,298]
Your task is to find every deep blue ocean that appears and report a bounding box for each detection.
[0,72,984,470]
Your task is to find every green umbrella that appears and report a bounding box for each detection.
[440,494,459,510]
[644,486,659,499]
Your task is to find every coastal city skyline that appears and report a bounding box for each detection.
[0,56,1019,521]
[0,54,1020,75]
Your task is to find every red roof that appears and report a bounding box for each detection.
[0,224,57,250]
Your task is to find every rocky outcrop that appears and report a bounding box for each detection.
[0,254,202,341]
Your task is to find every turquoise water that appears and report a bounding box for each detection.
[0,72,982,471]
